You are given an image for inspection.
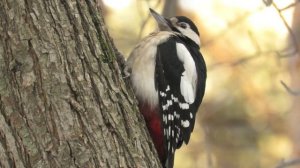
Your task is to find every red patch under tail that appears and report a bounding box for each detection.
[139,102,166,164]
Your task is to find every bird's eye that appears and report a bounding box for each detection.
[179,23,187,29]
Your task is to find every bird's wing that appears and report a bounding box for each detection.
[155,36,203,167]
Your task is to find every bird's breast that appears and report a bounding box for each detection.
[127,31,175,107]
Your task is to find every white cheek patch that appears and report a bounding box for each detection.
[177,26,201,46]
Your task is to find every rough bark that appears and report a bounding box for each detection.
[0,0,161,168]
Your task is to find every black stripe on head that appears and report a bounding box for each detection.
[166,19,181,34]
[176,16,199,36]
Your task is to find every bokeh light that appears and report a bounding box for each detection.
[102,0,132,10]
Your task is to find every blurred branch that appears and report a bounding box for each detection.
[137,0,177,40]
[275,159,300,168]
[263,0,299,11]
[202,124,214,168]
[231,54,261,66]
[209,46,299,70]
[263,0,273,7]
[248,30,262,53]
[137,0,162,40]
[277,47,298,58]
[138,15,151,39]
[209,1,300,70]
[272,2,299,54]
[208,50,277,70]
[279,2,298,12]
[202,7,264,47]
[280,80,300,96]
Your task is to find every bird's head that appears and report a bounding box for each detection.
[150,8,200,46]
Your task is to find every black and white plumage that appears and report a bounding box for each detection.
[126,8,206,168]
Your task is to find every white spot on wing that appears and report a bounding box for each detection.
[163,114,167,123]
[165,128,169,139]
[181,120,190,128]
[168,114,172,120]
[174,111,180,119]
[179,103,189,110]
[162,104,168,111]
[190,112,193,118]
[171,94,178,102]
[162,99,173,111]
[160,91,166,97]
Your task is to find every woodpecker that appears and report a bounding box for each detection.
[126,9,206,168]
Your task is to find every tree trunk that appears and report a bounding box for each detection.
[0,0,161,167]
[162,0,177,18]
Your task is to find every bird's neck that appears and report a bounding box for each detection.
[179,35,200,49]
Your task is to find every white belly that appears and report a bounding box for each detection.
[126,31,174,107]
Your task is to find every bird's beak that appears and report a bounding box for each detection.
[149,8,171,31]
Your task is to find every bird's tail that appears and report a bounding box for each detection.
[164,154,175,168]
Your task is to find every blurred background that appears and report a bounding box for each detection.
[101,0,300,167]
